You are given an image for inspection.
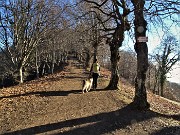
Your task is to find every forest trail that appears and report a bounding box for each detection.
[0,58,180,135]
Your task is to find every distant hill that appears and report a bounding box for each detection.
[165,82,180,102]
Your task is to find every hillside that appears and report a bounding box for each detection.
[0,60,180,135]
[166,82,180,102]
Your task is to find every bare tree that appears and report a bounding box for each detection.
[0,0,68,83]
[119,50,137,83]
[83,0,131,89]
[130,0,150,109]
[0,0,50,83]
[154,35,180,96]
[145,0,180,96]
[127,0,179,110]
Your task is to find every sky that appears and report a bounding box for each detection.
[167,64,180,84]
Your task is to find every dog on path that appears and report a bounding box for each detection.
[82,78,93,93]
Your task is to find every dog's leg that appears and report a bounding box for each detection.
[82,86,85,93]
[86,87,89,92]
[82,80,85,94]
[86,87,88,92]
[87,84,91,92]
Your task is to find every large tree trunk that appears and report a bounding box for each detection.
[106,25,124,90]
[160,73,166,97]
[131,0,150,110]
[106,43,120,90]
[160,81,164,97]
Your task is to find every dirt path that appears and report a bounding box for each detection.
[0,60,180,135]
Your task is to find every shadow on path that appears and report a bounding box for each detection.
[0,90,81,99]
[3,103,180,135]
[150,126,180,135]
[0,89,108,99]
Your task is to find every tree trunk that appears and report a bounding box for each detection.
[19,66,23,83]
[160,73,166,97]
[160,81,164,97]
[148,67,151,89]
[35,47,39,78]
[85,52,91,69]
[93,42,98,62]
[42,63,45,76]
[106,43,120,90]
[51,41,56,74]
[131,0,150,110]
[51,51,55,74]
[153,68,158,94]
[51,62,54,74]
